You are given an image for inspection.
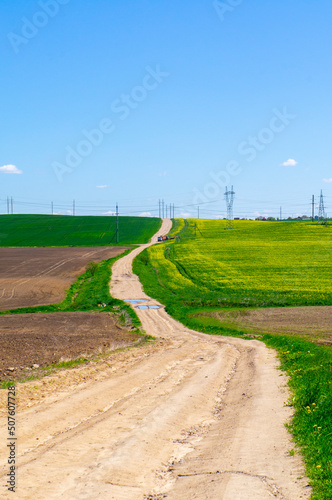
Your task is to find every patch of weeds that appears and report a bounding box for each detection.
[1,380,16,389]
[141,334,155,343]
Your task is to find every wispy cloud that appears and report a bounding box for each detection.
[96,185,109,189]
[0,164,22,174]
[158,171,167,177]
[281,158,298,167]
[102,210,116,216]
[323,178,332,183]
[139,212,153,217]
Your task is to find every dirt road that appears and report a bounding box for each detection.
[0,220,310,499]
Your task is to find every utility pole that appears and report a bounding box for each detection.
[162,200,165,218]
[198,206,200,219]
[73,200,75,216]
[116,203,119,243]
[166,205,168,218]
[51,202,54,215]
[7,197,9,215]
[11,197,13,214]
[280,207,282,221]
[312,195,315,221]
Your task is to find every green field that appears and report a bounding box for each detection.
[134,219,332,332]
[134,219,332,499]
[0,215,161,246]
[141,219,332,307]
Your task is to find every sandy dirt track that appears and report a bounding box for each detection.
[0,220,310,499]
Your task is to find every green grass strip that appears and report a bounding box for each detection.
[263,335,332,499]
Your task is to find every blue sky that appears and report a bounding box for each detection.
[1,0,332,218]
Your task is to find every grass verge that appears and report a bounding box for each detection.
[263,335,332,499]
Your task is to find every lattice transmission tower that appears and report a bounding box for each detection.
[225,186,235,229]
[318,190,326,221]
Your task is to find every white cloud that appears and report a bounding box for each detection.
[139,212,153,217]
[96,185,109,189]
[158,171,167,177]
[323,178,332,183]
[281,158,298,167]
[0,164,22,174]
[102,210,116,216]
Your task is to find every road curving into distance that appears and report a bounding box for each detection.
[0,219,310,499]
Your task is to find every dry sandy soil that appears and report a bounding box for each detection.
[0,246,128,310]
[0,312,140,381]
[0,221,311,499]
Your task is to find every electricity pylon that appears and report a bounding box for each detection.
[318,190,326,221]
[225,186,235,229]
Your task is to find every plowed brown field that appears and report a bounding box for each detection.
[0,247,128,310]
[0,312,140,381]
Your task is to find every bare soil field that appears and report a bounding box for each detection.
[0,247,128,310]
[0,220,311,499]
[213,306,332,345]
[0,312,140,381]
